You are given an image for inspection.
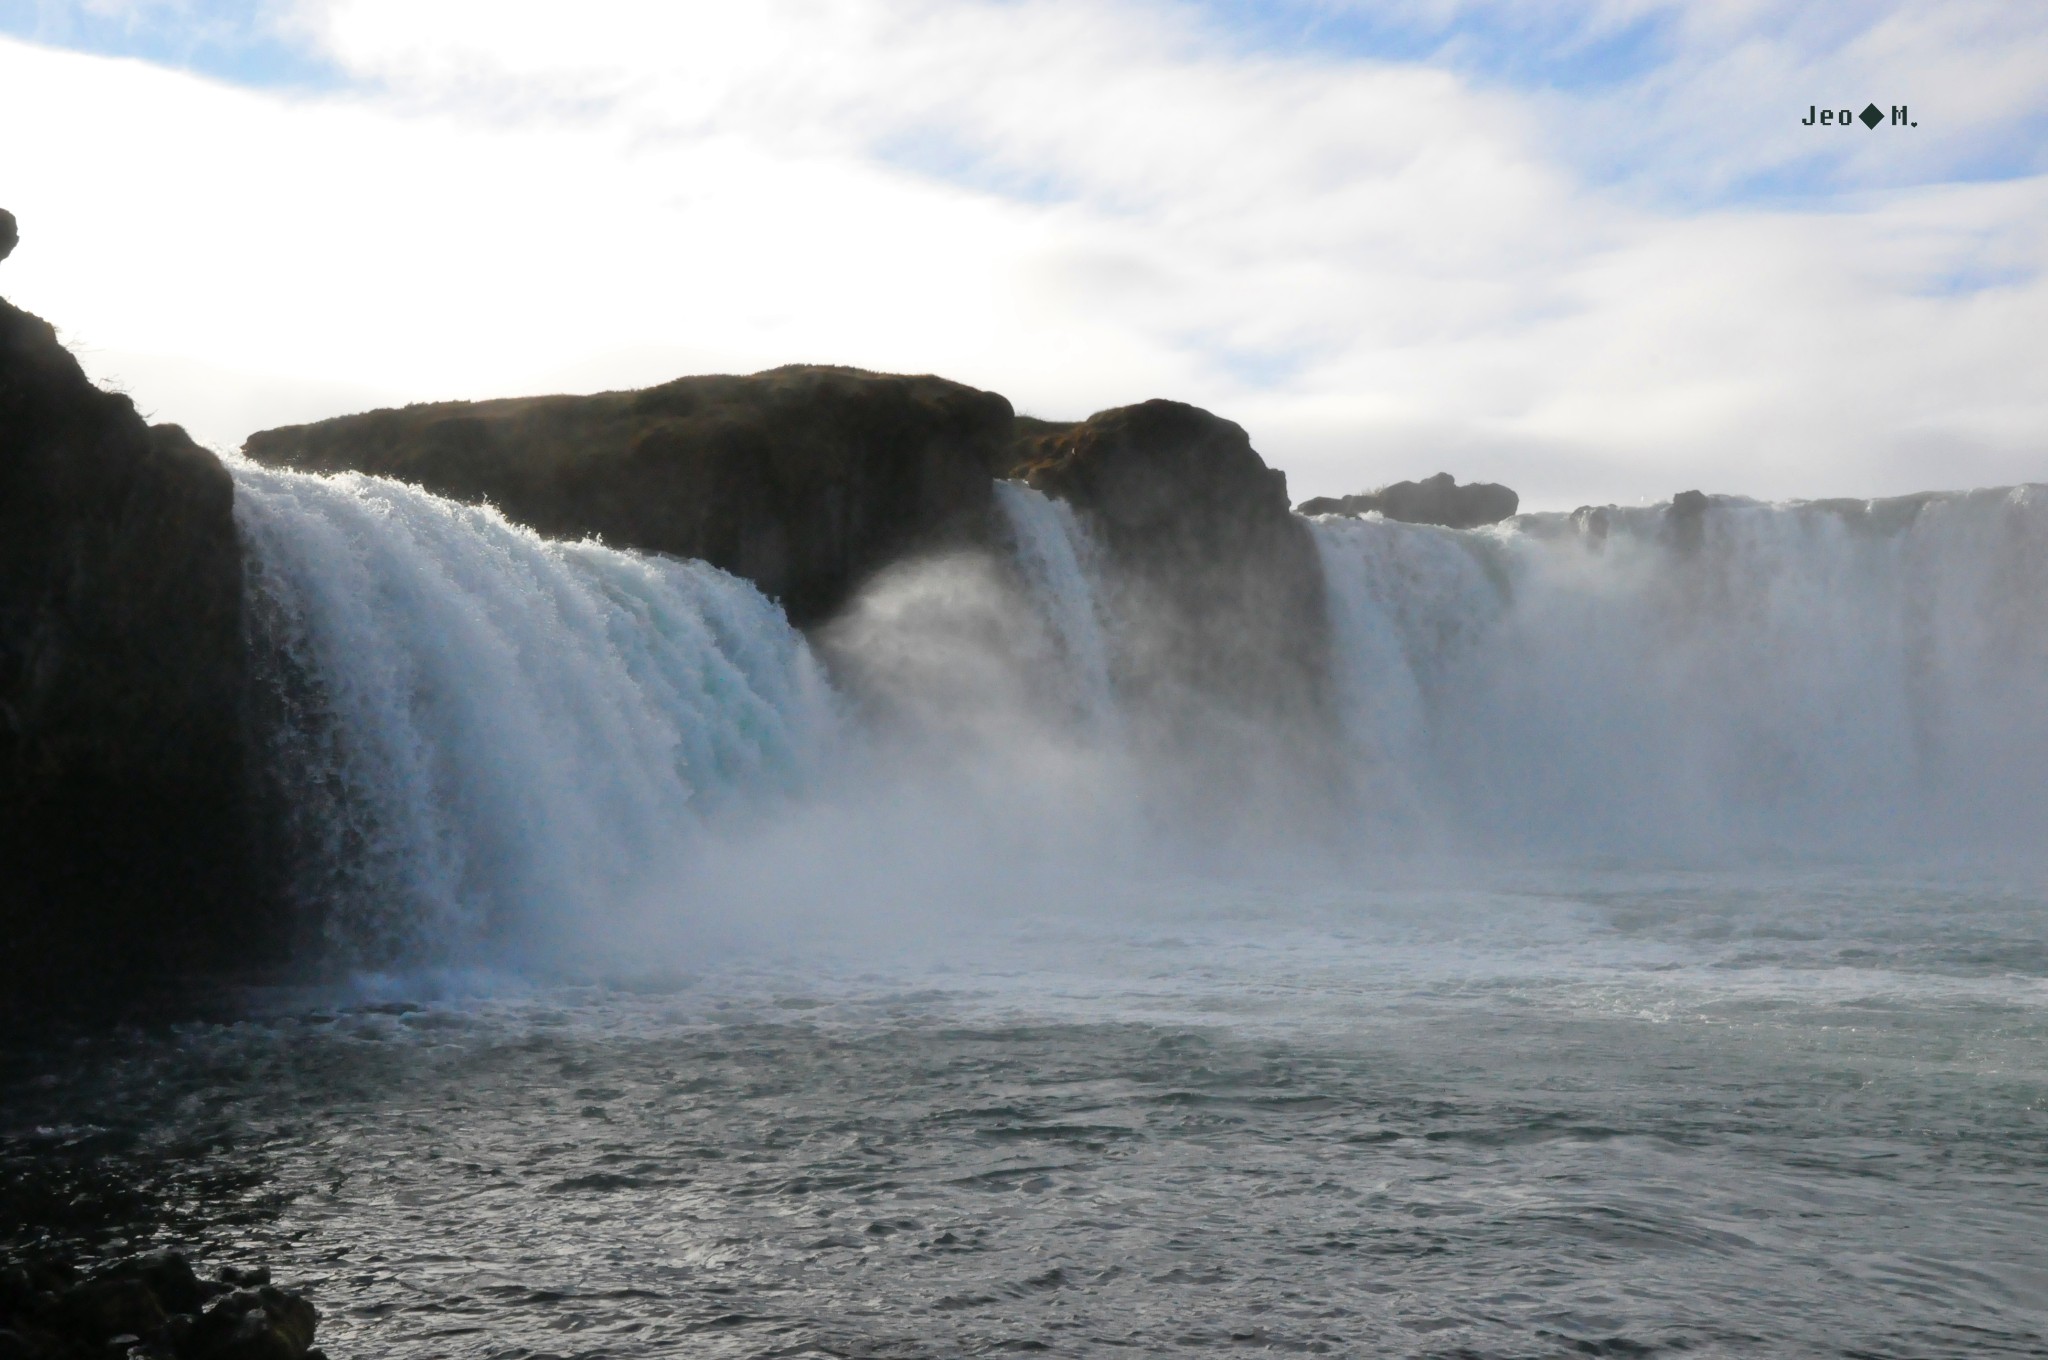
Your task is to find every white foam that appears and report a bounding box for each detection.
[233,461,836,969]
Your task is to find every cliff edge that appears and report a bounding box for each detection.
[0,296,261,1009]
[243,367,1018,627]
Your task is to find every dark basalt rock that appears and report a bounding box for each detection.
[1299,471,1518,529]
[136,1253,211,1316]
[183,1286,318,1360]
[0,1250,320,1360]
[1013,399,1331,739]
[1,296,266,1013]
[53,1275,165,1342]
[242,366,1017,627]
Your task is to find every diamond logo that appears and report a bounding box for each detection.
[1860,103,1884,129]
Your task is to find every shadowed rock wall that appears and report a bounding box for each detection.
[1,298,261,1010]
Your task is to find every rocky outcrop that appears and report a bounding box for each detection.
[1299,471,1518,529]
[0,296,262,1011]
[0,1250,323,1360]
[1013,399,1331,746]
[242,367,1017,626]
[1665,488,1711,554]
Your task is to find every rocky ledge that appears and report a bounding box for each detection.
[241,366,1018,627]
[1299,471,1518,529]
[0,1251,323,1360]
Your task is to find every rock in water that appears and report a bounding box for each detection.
[1013,400,1337,821]
[242,366,1017,626]
[0,297,264,1012]
[1298,471,1518,528]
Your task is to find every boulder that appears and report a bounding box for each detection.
[134,1252,213,1316]
[54,1277,165,1344]
[183,1287,317,1360]
[1298,471,1518,529]
[0,1250,314,1360]
[0,209,16,264]
[1,297,266,1012]
[1013,399,1332,750]
[241,366,1018,626]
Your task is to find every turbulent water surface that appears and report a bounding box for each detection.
[7,471,2046,1358]
[6,867,2046,1358]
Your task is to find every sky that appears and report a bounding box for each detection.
[1,0,2044,508]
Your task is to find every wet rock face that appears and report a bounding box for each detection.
[0,1251,322,1360]
[242,365,1017,627]
[1299,471,1519,529]
[1014,400,1333,773]
[0,298,263,1012]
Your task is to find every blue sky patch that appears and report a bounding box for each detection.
[872,125,1077,207]
[1182,0,1674,92]
[0,0,339,89]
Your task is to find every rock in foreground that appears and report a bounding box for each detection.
[242,366,1017,626]
[0,1250,322,1360]
[1299,471,1518,529]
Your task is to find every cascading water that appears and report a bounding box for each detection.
[232,461,837,970]
[230,460,2048,979]
[992,480,1119,732]
[1311,485,2048,858]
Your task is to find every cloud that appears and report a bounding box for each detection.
[0,0,2043,506]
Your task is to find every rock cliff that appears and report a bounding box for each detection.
[0,297,262,1010]
[1014,399,1332,755]
[242,366,1018,626]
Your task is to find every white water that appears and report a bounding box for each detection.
[233,464,2048,979]
[992,479,1118,732]
[1312,486,2048,859]
[233,462,836,970]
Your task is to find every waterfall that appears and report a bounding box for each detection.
[992,480,1119,730]
[1310,487,2048,856]
[229,455,2048,981]
[233,462,837,969]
